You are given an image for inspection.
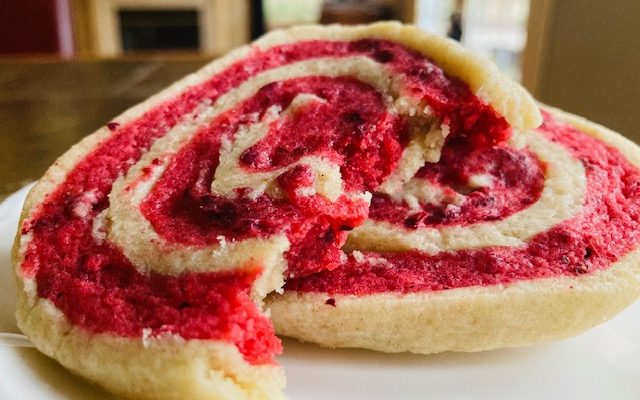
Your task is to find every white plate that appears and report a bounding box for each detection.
[0,185,639,399]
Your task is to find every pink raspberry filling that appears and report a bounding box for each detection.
[21,39,510,364]
[286,112,640,295]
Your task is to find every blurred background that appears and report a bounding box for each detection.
[0,0,639,199]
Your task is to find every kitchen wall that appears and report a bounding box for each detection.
[523,0,640,141]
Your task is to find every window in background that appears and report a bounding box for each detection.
[263,0,324,30]
[262,0,416,31]
[416,0,455,36]
[417,0,530,81]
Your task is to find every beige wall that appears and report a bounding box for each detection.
[523,0,640,142]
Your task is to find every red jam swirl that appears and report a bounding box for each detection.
[371,141,546,229]
[286,112,640,295]
[21,39,509,364]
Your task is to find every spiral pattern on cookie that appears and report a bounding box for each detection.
[282,110,640,291]
[15,22,542,389]
[269,108,640,354]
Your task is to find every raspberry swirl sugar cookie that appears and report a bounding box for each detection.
[13,23,540,399]
[268,107,640,354]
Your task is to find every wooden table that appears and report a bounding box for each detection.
[0,56,211,200]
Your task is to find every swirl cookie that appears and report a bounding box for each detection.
[13,22,557,400]
[267,107,640,354]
